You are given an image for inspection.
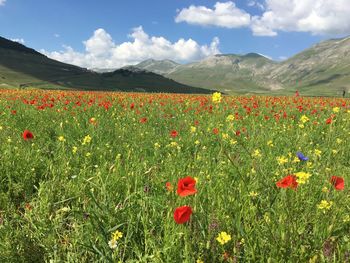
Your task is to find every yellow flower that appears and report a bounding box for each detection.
[194,140,200,145]
[108,230,123,249]
[154,142,161,148]
[230,139,237,145]
[252,149,262,158]
[317,200,333,211]
[82,135,92,145]
[212,92,222,104]
[222,133,229,140]
[267,140,274,147]
[332,107,340,113]
[216,231,231,245]
[249,191,258,197]
[226,114,234,121]
[85,152,91,157]
[169,141,178,148]
[332,149,338,154]
[298,124,305,129]
[0,126,3,130]
[322,187,329,193]
[72,146,78,154]
[336,138,342,144]
[295,171,311,184]
[58,136,66,142]
[343,215,350,223]
[300,115,310,123]
[196,260,204,263]
[292,157,300,163]
[190,126,197,133]
[314,149,322,157]
[276,156,288,165]
[112,230,123,241]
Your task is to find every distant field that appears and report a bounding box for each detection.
[0,89,349,262]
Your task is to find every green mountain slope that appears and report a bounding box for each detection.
[135,59,179,75]
[0,36,213,94]
[165,53,279,94]
[133,36,350,96]
[268,36,350,96]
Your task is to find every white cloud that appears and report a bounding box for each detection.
[0,0,6,6]
[11,38,25,44]
[251,0,350,36]
[278,56,288,61]
[54,33,60,38]
[247,1,265,10]
[175,1,251,28]
[42,27,221,69]
[175,1,350,37]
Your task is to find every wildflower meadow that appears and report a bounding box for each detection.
[0,89,349,262]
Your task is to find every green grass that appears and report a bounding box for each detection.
[0,90,349,262]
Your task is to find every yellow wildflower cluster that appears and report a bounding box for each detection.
[212,92,222,104]
[300,115,310,123]
[72,146,78,154]
[314,149,322,157]
[226,114,235,121]
[332,107,340,113]
[82,135,92,145]
[108,230,123,249]
[295,171,311,184]
[317,200,333,211]
[276,156,288,165]
[58,136,66,142]
[252,149,262,158]
[216,231,231,245]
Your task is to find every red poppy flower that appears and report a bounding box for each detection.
[212,128,219,135]
[326,118,332,124]
[173,206,192,224]
[22,130,34,140]
[139,117,147,123]
[165,182,173,192]
[330,176,344,190]
[276,175,298,189]
[177,176,197,197]
[170,130,178,138]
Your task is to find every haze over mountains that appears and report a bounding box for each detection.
[1,35,350,96]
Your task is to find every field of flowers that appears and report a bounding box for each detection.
[0,89,349,262]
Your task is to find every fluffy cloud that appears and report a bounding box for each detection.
[247,1,265,10]
[43,27,220,69]
[251,0,350,36]
[176,1,350,37]
[11,38,25,44]
[0,0,6,6]
[175,1,251,28]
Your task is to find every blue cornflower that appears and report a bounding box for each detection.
[297,152,309,161]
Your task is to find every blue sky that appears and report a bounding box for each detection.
[1,0,349,69]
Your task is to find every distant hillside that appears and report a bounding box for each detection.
[164,53,279,94]
[0,36,213,94]
[132,36,350,96]
[135,59,180,75]
[268,36,350,96]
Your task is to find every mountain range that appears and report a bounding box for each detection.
[1,35,350,96]
[0,36,212,94]
[133,36,350,96]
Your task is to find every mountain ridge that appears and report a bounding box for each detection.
[132,36,350,96]
[0,37,214,94]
